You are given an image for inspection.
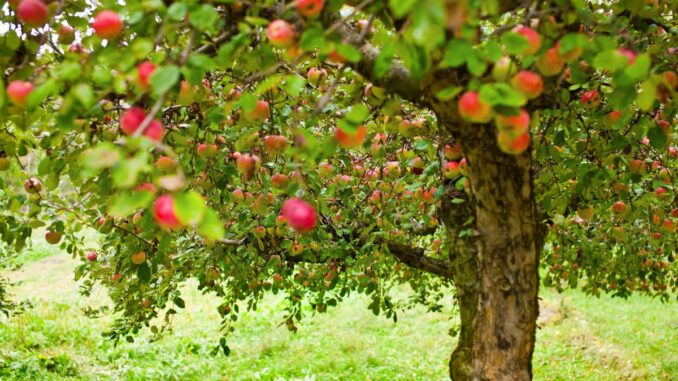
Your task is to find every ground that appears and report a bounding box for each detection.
[0,244,676,381]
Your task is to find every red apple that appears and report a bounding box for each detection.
[57,24,75,44]
[236,154,261,179]
[629,159,646,174]
[514,26,541,55]
[263,135,289,155]
[17,0,49,27]
[617,48,636,65]
[307,67,327,87]
[45,231,62,244]
[536,46,565,76]
[492,56,517,81]
[581,90,600,108]
[443,161,460,179]
[6,80,33,106]
[153,195,182,230]
[610,201,628,215]
[267,20,295,48]
[136,61,155,90]
[296,0,324,17]
[131,251,146,265]
[156,156,177,171]
[496,109,530,136]
[197,143,218,159]
[120,107,164,141]
[335,124,367,149]
[92,10,123,40]
[86,251,97,262]
[655,187,670,200]
[444,143,462,160]
[660,219,676,233]
[458,91,492,123]
[243,100,270,122]
[497,131,530,155]
[23,177,42,193]
[282,198,317,233]
[511,71,543,99]
[271,174,289,189]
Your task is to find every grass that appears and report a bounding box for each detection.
[0,249,676,381]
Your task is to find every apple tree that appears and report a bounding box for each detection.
[0,0,676,379]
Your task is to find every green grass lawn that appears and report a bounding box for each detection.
[0,248,676,381]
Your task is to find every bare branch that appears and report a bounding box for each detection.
[386,242,455,279]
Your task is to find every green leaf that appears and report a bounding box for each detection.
[112,152,151,188]
[389,0,417,18]
[335,44,362,63]
[300,27,325,51]
[189,4,220,32]
[501,32,529,55]
[81,143,121,169]
[197,207,225,241]
[72,83,94,108]
[345,104,370,124]
[558,33,588,54]
[26,79,58,110]
[593,50,627,73]
[442,39,471,68]
[624,53,650,82]
[167,2,188,21]
[434,86,462,101]
[137,263,151,283]
[466,50,487,77]
[150,65,180,97]
[374,42,395,78]
[637,80,656,111]
[479,83,526,107]
[238,92,257,112]
[108,191,154,218]
[647,126,667,150]
[174,191,206,225]
[282,75,306,96]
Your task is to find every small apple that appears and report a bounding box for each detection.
[0,155,10,171]
[57,24,75,44]
[263,135,289,155]
[86,251,97,262]
[236,154,261,179]
[335,124,367,149]
[655,187,670,200]
[281,198,317,233]
[581,90,600,108]
[23,177,42,193]
[267,20,295,48]
[136,61,155,90]
[458,158,469,177]
[92,10,123,40]
[131,251,146,265]
[6,80,34,106]
[243,100,270,122]
[153,195,182,230]
[617,48,636,65]
[495,109,530,136]
[155,156,177,171]
[610,201,627,215]
[511,71,543,99]
[535,46,565,77]
[17,0,49,27]
[458,91,492,123]
[296,0,324,17]
[306,67,327,87]
[411,157,425,175]
[514,26,541,55]
[492,56,517,81]
[444,143,462,160]
[497,131,530,155]
[45,231,62,244]
[629,159,646,174]
[443,161,460,179]
[196,143,218,159]
[271,174,289,189]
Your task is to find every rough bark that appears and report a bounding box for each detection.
[438,117,542,381]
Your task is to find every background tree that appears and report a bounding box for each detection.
[0,0,676,380]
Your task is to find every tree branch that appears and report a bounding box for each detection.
[386,242,455,279]
[322,13,424,104]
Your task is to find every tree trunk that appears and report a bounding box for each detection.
[445,122,543,381]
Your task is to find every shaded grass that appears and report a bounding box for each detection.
[0,253,676,381]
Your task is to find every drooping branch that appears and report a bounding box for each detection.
[386,242,455,279]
